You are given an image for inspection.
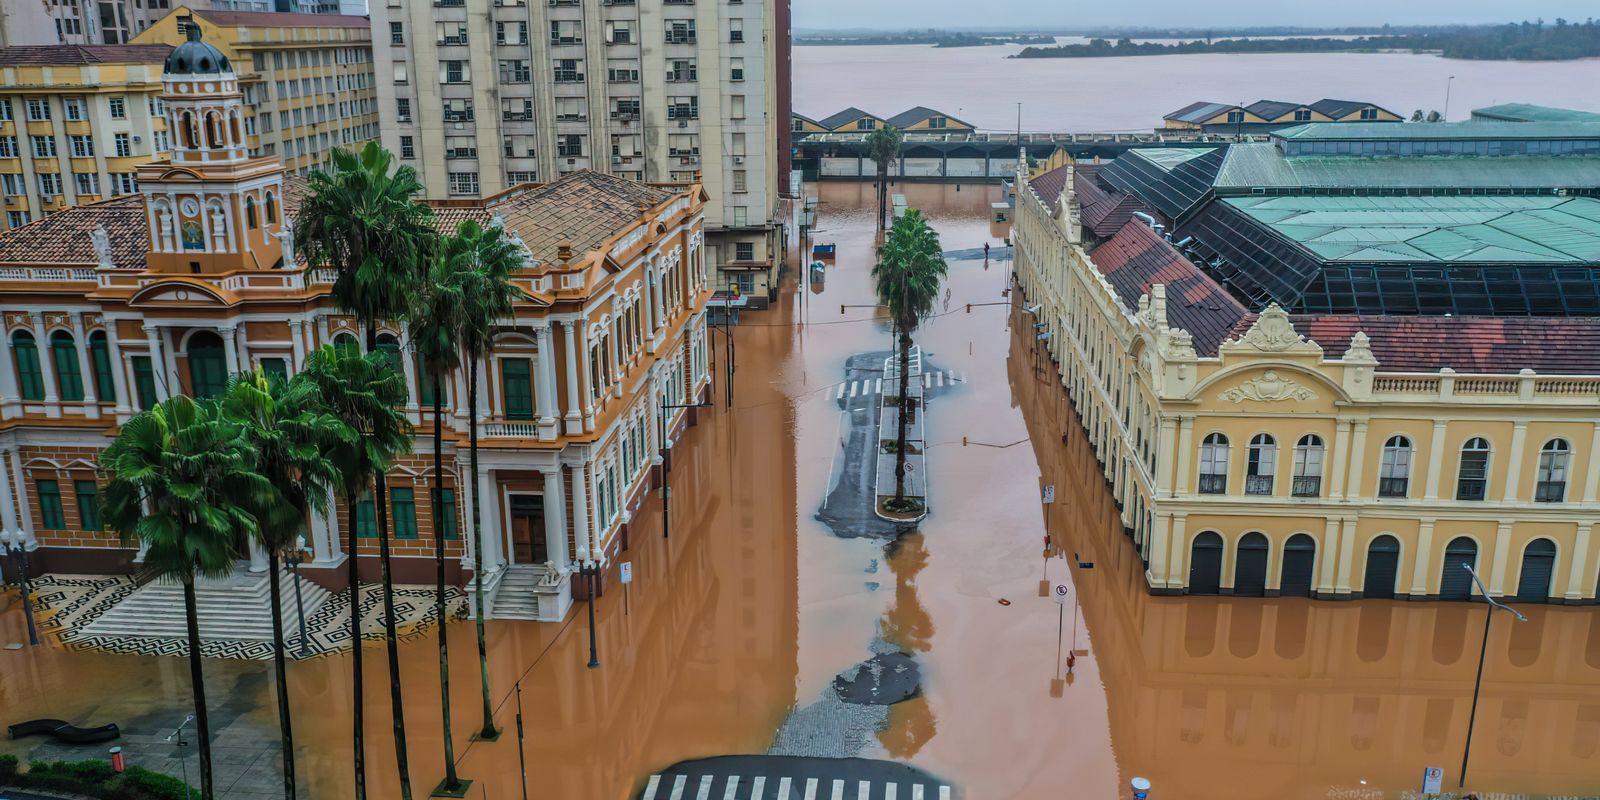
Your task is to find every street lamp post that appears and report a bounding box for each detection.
[580,560,601,668]
[1,528,39,646]
[1459,563,1526,788]
[658,400,713,540]
[284,534,312,658]
[1443,76,1457,121]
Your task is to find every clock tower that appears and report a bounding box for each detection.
[139,18,288,275]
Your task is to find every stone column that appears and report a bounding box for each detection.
[8,447,34,545]
[247,536,269,574]
[1565,522,1592,603]
[1329,419,1353,499]
[1585,424,1600,503]
[0,323,19,419]
[104,321,131,419]
[578,326,595,431]
[477,463,503,571]
[570,462,591,561]
[399,325,420,413]
[1423,420,1450,500]
[1501,420,1529,502]
[534,323,558,440]
[1165,514,1187,590]
[1409,518,1435,597]
[475,354,492,421]
[1344,420,1369,500]
[31,313,59,417]
[0,447,20,542]
[1487,522,1513,596]
[1172,416,1194,497]
[288,319,306,371]
[310,488,339,564]
[220,325,240,375]
[1317,517,1341,594]
[232,324,250,373]
[67,313,98,419]
[539,464,569,569]
[561,321,582,435]
[142,325,169,402]
[1335,518,1358,594]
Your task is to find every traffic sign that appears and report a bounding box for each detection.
[1050,581,1071,606]
[1420,767,1443,795]
[619,562,633,585]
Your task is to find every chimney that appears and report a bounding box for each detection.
[557,242,573,265]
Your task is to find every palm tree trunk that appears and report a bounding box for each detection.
[432,384,462,791]
[268,550,296,800]
[347,495,366,800]
[367,325,413,800]
[877,163,888,232]
[468,353,497,739]
[182,576,215,800]
[895,328,911,503]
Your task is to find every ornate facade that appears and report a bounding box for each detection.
[0,28,712,622]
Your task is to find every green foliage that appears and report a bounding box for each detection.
[872,209,948,337]
[866,124,903,171]
[0,753,17,780]
[292,345,413,502]
[1015,20,1600,60]
[444,220,526,361]
[1,758,198,799]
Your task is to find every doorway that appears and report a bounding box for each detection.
[1234,532,1270,597]
[1189,532,1223,595]
[507,494,548,565]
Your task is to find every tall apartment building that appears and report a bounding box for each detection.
[0,0,188,46]
[0,44,174,231]
[369,0,788,304]
[133,6,379,175]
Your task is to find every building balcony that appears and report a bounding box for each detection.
[1197,473,1227,495]
[1378,477,1409,498]
[1290,475,1321,497]
[1244,474,1273,496]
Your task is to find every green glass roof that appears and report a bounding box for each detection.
[1273,120,1600,141]
[1472,104,1600,123]
[1222,196,1600,264]
[1213,142,1600,189]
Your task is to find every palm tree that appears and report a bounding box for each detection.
[296,141,436,800]
[443,220,524,740]
[100,396,278,800]
[409,251,469,793]
[220,369,346,800]
[872,209,948,510]
[866,124,904,233]
[292,345,412,800]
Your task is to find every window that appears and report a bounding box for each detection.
[445,136,476,159]
[1226,110,1245,123]
[355,494,376,537]
[1456,437,1491,501]
[259,358,287,384]
[390,488,418,539]
[1535,439,1570,503]
[550,20,582,44]
[667,59,697,82]
[436,488,459,539]
[735,241,754,261]
[186,332,228,399]
[37,173,63,197]
[855,118,876,131]
[396,97,411,121]
[73,173,99,195]
[665,19,696,44]
[611,97,640,119]
[131,355,156,409]
[501,98,532,122]
[69,135,94,157]
[496,21,527,46]
[32,136,57,158]
[437,21,468,45]
[400,135,415,159]
[607,60,640,83]
[1245,434,1276,495]
[605,20,632,44]
[501,358,534,419]
[505,134,535,157]
[1359,108,1379,120]
[389,21,403,45]
[88,331,114,400]
[109,96,126,119]
[667,96,698,120]
[114,132,131,157]
[506,170,537,184]
[732,170,747,193]
[553,59,583,82]
[447,171,479,196]
[75,480,99,530]
[732,206,749,226]
[6,212,27,228]
[393,63,409,84]
[555,97,585,121]
[557,134,584,157]
[443,99,474,122]
[729,18,743,42]
[729,58,744,81]
[928,116,948,128]
[1292,434,1324,497]
[26,98,50,121]
[0,137,15,158]
[1379,436,1411,497]
[37,479,65,529]
[111,173,136,195]
[0,100,10,121]
[11,331,44,400]
[1294,109,1312,121]
[51,332,84,401]
[441,60,468,83]
[730,95,746,119]
[61,97,84,121]
[1198,433,1229,494]
[500,59,531,83]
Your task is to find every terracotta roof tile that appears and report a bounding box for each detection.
[1089,221,1247,356]
[484,171,675,264]
[0,44,172,66]
[1291,314,1600,375]
[1075,168,1145,238]
[0,194,149,268]
[1030,164,1070,208]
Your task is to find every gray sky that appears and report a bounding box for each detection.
[793,0,1599,31]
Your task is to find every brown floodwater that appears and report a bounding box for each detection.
[3,182,1599,799]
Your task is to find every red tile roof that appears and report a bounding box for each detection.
[1030,164,1070,208]
[484,171,675,264]
[194,9,370,27]
[0,44,172,66]
[1075,167,1145,239]
[1290,315,1600,375]
[1089,220,1247,356]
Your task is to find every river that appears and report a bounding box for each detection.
[794,43,1600,130]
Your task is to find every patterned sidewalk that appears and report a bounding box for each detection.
[13,574,467,660]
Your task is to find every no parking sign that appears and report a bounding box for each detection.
[1050,581,1071,606]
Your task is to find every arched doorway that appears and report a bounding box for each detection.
[186,331,228,398]
[1363,535,1401,599]
[1515,539,1558,603]
[1439,537,1478,600]
[1189,532,1223,595]
[1234,532,1270,597]
[1280,534,1316,598]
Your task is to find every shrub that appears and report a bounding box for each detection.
[0,753,17,781]
[1,757,196,800]
[118,766,200,799]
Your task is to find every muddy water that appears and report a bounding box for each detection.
[3,182,1600,799]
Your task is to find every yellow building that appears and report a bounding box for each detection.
[818,107,887,132]
[134,7,378,176]
[1013,158,1600,604]
[0,44,174,231]
[1163,98,1401,133]
[791,113,827,135]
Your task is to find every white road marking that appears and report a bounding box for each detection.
[750,776,766,800]
[697,774,712,800]
[643,775,661,800]
[858,780,871,799]
[835,383,845,399]
[922,374,932,388]
[670,774,687,800]
[831,779,845,800]
[805,778,818,800]
[935,372,945,387]
[874,378,882,394]
[778,777,792,800]
[911,786,924,800]
[885,783,897,800]
[848,381,858,398]
[939,787,951,800]
[724,775,740,800]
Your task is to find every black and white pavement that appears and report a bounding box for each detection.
[639,756,953,800]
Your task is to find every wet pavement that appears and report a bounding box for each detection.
[3,180,1600,799]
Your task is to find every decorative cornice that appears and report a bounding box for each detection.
[1218,370,1318,404]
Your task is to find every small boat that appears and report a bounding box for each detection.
[811,243,836,259]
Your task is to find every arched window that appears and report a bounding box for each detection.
[1379,435,1412,498]
[205,111,223,148]
[332,332,360,358]
[186,331,228,399]
[265,192,278,224]
[88,331,115,401]
[1535,439,1571,503]
[50,331,84,402]
[1198,433,1229,494]
[10,330,44,401]
[1440,536,1478,600]
[179,110,197,148]
[1456,437,1491,501]
[1246,434,1276,495]
[374,333,402,372]
[245,196,258,229]
[1292,434,1324,497]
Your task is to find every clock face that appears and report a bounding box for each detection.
[181,198,200,217]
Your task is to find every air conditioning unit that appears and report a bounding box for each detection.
[677,120,688,128]
[612,155,622,164]
[132,135,142,143]
[732,155,744,165]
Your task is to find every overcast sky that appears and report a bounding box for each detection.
[793,0,1599,31]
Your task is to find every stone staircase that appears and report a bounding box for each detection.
[84,569,331,642]
[489,564,570,622]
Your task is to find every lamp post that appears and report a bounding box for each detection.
[284,534,312,658]
[1443,76,1456,121]
[579,560,601,668]
[1,528,39,646]
[1459,564,1525,788]
[658,400,713,540]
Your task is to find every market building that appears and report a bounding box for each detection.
[1013,120,1600,602]
[0,27,713,624]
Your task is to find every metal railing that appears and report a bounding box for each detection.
[1378,477,1409,498]
[1244,474,1273,496]
[1291,475,1321,497]
[1197,474,1227,495]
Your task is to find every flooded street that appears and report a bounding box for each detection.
[4,181,1600,798]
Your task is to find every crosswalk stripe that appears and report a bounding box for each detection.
[885,783,897,800]
[644,775,662,800]
[697,774,712,800]
[911,786,924,800]
[859,780,871,799]
[874,378,882,394]
[671,774,687,800]
[848,382,858,398]
[778,777,792,800]
[836,383,845,399]
[804,777,818,800]
[724,775,740,800]
[922,374,931,388]
[831,779,845,800]
[750,776,765,800]
[939,788,951,800]
[935,372,945,387]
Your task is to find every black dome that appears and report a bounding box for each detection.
[164,22,231,76]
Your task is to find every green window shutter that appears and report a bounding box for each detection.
[89,333,115,400]
[502,358,534,420]
[334,334,360,358]
[436,488,458,540]
[356,498,376,537]
[37,479,64,529]
[419,360,446,408]
[131,355,157,409]
[74,480,99,530]
[376,337,402,372]
[259,357,288,383]
[51,333,84,401]
[12,332,43,401]
[187,335,227,399]
[391,488,417,539]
